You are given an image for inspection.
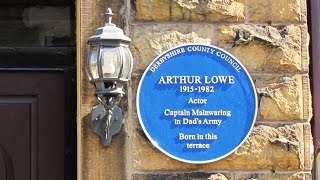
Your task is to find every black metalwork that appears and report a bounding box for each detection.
[86,8,133,147]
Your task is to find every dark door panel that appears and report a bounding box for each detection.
[0,98,34,180]
[0,149,5,180]
[0,144,14,180]
[0,72,64,180]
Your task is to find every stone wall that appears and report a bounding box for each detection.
[78,0,313,179]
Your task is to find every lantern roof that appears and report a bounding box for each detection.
[88,8,131,44]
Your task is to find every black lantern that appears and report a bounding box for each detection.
[86,8,133,146]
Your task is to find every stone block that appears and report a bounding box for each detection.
[217,25,309,73]
[133,172,230,180]
[171,0,245,22]
[247,0,306,23]
[254,74,312,121]
[234,123,313,171]
[132,123,312,171]
[135,0,170,21]
[79,1,127,179]
[234,172,311,180]
[131,24,214,74]
[79,119,127,180]
[135,0,245,22]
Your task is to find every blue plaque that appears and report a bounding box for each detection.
[137,44,257,164]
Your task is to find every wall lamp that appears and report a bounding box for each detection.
[86,8,133,146]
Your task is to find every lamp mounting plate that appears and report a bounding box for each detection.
[91,103,123,146]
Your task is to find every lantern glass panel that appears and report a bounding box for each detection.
[101,47,121,78]
[89,46,99,79]
[121,47,133,79]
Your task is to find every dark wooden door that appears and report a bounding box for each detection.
[0,72,65,180]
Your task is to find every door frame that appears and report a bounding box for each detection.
[0,47,77,179]
[309,0,320,179]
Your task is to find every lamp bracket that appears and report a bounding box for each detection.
[91,103,123,146]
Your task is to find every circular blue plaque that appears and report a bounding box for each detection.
[137,44,257,164]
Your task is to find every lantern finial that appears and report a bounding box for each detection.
[105,8,113,25]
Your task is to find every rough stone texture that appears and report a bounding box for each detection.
[234,172,311,180]
[133,172,230,180]
[79,117,126,180]
[133,172,311,179]
[217,24,309,73]
[133,123,311,171]
[135,0,245,22]
[131,75,312,171]
[78,0,313,179]
[248,0,307,23]
[131,24,214,73]
[135,0,170,21]
[171,0,245,22]
[234,124,311,170]
[254,74,312,121]
[208,174,229,180]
